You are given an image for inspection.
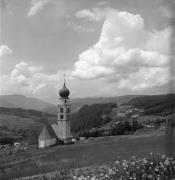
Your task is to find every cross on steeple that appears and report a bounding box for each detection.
[64,73,66,85]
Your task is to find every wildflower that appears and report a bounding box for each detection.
[143,158,147,164]
[115,160,120,165]
[147,174,153,179]
[132,155,136,161]
[161,154,166,159]
[108,169,113,175]
[157,175,161,180]
[164,159,170,166]
[155,167,159,172]
[123,160,128,168]
[91,176,97,180]
[142,173,147,178]
[136,166,140,170]
[105,174,109,178]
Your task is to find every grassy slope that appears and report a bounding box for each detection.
[0,133,175,179]
[0,107,56,145]
[0,107,55,130]
[0,114,37,130]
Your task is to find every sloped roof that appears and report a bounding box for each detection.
[38,115,58,139]
[38,124,57,139]
[47,117,57,125]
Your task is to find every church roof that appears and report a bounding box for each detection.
[38,124,57,139]
[47,117,57,125]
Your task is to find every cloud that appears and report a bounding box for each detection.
[72,9,172,94]
[66,22,95,33]
[146,28,171,54]
[27,0,51,17]
[97,1,108,6]
[0,45,12,57]
[0,61,63,97]
[158,5,172,18]
[75,8,105,22]
[1,0,14,15]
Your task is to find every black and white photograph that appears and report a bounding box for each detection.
[0,0,175,179]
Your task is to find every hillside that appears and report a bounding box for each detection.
[0,94,140,114]
[0,94,57,114]
[0,107,56,144]
[0,103,116,135]
[71,95,140,112]
[127,94,175,114]
[1,133,174,179]
[71,103,117,132]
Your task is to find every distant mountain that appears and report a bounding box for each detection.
[0,94,57,114]
[127,94,175,114]
[0,94,141,114]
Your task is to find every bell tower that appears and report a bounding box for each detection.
[57,77,72,144]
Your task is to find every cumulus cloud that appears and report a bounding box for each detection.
[27,0,51,17]
[75,8,105,22]
[97,1,108,6]
[0,45,12,57]
[146,28,171,54]
[72,9,172,94]
[0,61,63,97]
[66,22,95,33]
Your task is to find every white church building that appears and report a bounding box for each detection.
[38,80,72,148]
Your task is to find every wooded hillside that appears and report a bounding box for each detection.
[127,94,175,114]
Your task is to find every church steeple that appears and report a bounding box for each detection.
[57,74,72,144]
[59,75,70,99]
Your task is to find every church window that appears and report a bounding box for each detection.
[60,115,64,119]
[60,107,63,113]
[65,100,66,103]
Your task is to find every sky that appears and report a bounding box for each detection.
[0,0,174,104]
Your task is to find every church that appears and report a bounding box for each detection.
[38,80,72,148]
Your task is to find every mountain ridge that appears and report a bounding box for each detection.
[1,94,174,115]
[0,94,141,114]
[0,94,56,114]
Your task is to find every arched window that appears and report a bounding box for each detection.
[60,107,63,113]
[67,108,70,113]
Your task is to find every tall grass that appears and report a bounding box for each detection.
[16,153,175,180]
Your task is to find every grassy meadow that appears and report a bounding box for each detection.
[0,133,174,179]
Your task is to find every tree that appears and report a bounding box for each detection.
[124,120,131,132]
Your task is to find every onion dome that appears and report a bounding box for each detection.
[59,82,70,98]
